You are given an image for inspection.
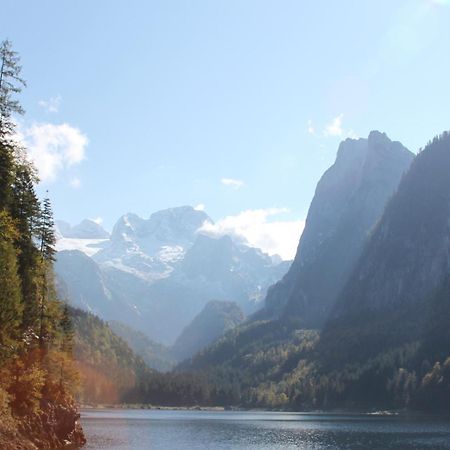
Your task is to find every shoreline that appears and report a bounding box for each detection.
[79,404,450,418]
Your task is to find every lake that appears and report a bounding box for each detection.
[81,409,450,449]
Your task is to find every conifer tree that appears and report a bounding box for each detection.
[0,39,26,136]
[0,211,23,362]
[37,195,57,349]
[0,40,26,210]
[39,195,56,263]
[11,165,41,330]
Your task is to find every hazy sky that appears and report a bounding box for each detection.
[2,0,450,259]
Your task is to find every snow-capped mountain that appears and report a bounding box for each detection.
[55,206,290,345]
[93,206,212,281]
[55,219,110,257]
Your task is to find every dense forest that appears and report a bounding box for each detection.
[0,40,85,449]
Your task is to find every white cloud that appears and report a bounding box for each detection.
[324,114,344,137]
[69,176,81,188]
[20,122,88,182]
[221,178,245,189]
[307,119,316,135]
[194,203,206,211]
[38,95,61,113]
[199,208,305,260]
[90,217,103,225]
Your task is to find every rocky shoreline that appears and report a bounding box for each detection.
[0,399,85,450]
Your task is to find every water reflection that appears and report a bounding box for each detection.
[81,409,450,450]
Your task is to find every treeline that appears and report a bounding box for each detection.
[0,40,84,448]
[170,304,450,411]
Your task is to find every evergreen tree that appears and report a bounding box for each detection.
[0,39,26,136]
[11,164,41,331]
[0,211,23,362]
[36,195,57,350]
[60,304,74,354]
[38,195,56,262]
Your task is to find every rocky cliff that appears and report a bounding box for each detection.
[263,131,413,326]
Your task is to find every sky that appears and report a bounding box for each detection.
[2,0,450,259]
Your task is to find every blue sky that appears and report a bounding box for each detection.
[2,0,450,259]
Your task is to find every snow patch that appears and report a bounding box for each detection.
[56,238,108,257]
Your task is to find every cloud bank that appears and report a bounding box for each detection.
[199,208,305,260]
[20,122,88,182]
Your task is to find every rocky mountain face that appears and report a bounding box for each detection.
[94,206,211,281]
[55,250,113,313]
[54,206,288,346]
[263,131,414,326]
[327,131,450,342]
[171,300,245,361]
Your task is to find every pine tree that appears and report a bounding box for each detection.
[60,304,74,354]
[0,39,26,137]
[39,195,56,263]
[36,195,57,350]
[11,164,41,331]
[0,39,26,211]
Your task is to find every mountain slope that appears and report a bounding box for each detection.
[263,131,413,326]
[321,131,450,366]
[108,321,176,372]
[70,307,153,404]
[171,300,245,361]
[136,234,288,343]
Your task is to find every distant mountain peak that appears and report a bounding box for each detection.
[56,219,110,239]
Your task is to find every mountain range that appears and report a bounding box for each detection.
[59,129,450,412]
[55,206,289,348]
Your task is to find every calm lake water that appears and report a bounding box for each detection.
[81,409,450,450]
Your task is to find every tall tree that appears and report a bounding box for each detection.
[11,165,41,331]
[0,39,26,136]
[0,211,23,363]
[0,39,26,211]
[39,195,56,263]
[37,195,57,349]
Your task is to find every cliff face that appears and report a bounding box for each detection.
[331,131,450,321]
[264,131,413,326]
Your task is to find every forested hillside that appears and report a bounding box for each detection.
[108,320,176,372]
[182,132,450,412]
[0,40,85,449]
[71,307,155,403]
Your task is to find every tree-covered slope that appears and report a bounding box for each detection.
[69,307,154,404]
[108,320,175,372]
[172,300,245,361]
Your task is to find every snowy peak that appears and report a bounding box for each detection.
[111,206,212,246]
[94,206,214,281]
[143,206,212,246]
[56,219,110,239]
[110,213,144,242]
